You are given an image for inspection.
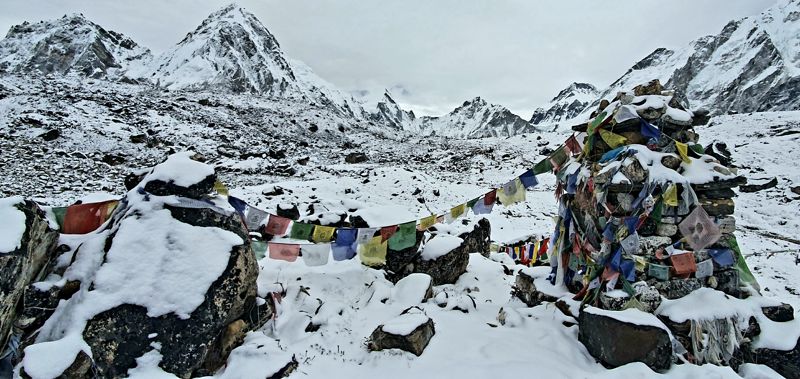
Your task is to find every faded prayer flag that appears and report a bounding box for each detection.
[264,215,291,236]
[268,242,300,262]
[359,236,388,266]
[332,228,357,261]
[62,200,118,234]
[312,225,336,243]
[302,244,331,266]
[388,221,417,251]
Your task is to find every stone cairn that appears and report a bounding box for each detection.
[514,80,798,377]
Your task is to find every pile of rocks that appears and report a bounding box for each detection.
[513,80,798,377]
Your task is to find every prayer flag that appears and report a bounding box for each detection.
[599,129,627,149]
[533,158,553,175]
[388,221,417,250]
[620,259,636,282]
[708,248,735,268]
[312,225,336,243]
[679,206,721,251]
[639,119,662,140]
[62,200,119,234]
[648,263,671,281]
[549,146,569,171]
[268,242,300,262]
[289,222,314,240]
[214,179,229,196]
[264,215,291,236]
[497,178,525,205]
[727,236,760,291]
[565,134,581,156]
[484,190,497,205]
[302,244,330,266]
[356,228,378,245]
[466,197,479,209]
[450,203,466,220]
[519,170,538,189]
[50,206,67,230]
[696,258,713,279]
[380,225,399,242]
[663,184,679,207]
[244,206,269,231]
[670,251,697,276]
[332,228,357,261]
[227,196,247,215]
[359,236,388,266]
[634,256,648,272]
[251,241,267,260]
[472,196,494,215]
[418,215,437,231]
[675,141,691,163]
[587,111,607,135]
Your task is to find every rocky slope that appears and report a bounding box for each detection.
[0,14,151,79]
[529,82,598,126]
[599,0,800,115]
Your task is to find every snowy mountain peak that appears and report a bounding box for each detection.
[412,97,536,138]
[369,89,416,129]
[529,82,598,125]
[0,13,151,78]
[144,4,296,94]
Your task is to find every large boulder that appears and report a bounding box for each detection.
[457,218,491,257]
[18,152,269,378]
[744,336,800,379]
[0,198,59,357]
[578,307,673,371]
[368,307,435,356]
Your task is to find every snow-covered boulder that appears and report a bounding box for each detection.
[391,273,433,306]
[0,197,59,360]
[414,235,467,286]
[16,153,268,378]
[513,268,560,307]
[578,307,673,371]
[456,218,491,258]
[368,307,435,357]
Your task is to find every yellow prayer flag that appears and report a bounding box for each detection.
[664,184,679,207]
[634,256,648,272]
[598,129,627,148]
[418,214,437,231]
[214,180,229,196]
[312,225,336,243]
[675,141,691,163]
[450,203,466,220]
[497,178,526,206]
[359,235,387,267]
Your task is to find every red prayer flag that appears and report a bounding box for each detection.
[670,252,697,277]
[268,242,300,262]
[565,134,581,156]
[264,215,291,236]
[62,200,118,234]
[484,190,497,206]
[380,225,399,242]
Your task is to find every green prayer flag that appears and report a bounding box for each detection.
[550,146,568,170]
[51,206,67,230]
[689,143,705,155]
[289,222,314,240]
[587,111,607,135]
[388,221,417,251]
[621,276,636,297]
[466,197,479,209]
[251,241,267,260]
[727,235,760,291]
[533,158,553,175]
[651,199,663,226]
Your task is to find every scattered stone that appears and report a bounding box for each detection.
[129,134,147,144]
[740,178,778,193]
[651,278,702,299]
[344,152,368,164]
[513,270,558,307]
[368,308,435,356]
[761,303,795,322]
[38,129,60,141]
[101,153,126,166]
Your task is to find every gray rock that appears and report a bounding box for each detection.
[457,218,491,257]
[600,292,630,311]
[578,307,672,371]
[744,335,800,379]
[0,200,59,354]
[639,236,672,257]
[652,278,702,299]
[143,172,216,199]
[344,152,368,164]
[656,223,678,237]
[715,216,736,234]
[512,270,559,307]
[369,308,435,356]
[413,235,470,286]
[762,303,794,322]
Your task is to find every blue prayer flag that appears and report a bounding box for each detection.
[708,248,735,267]
[332,228,357,261]
[640,119,662,140]
[228,196,247,215]
[519,170,539,189]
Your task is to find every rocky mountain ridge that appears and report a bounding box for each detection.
[529,82,598,126]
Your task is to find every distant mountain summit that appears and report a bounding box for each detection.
[529,82,598,125]
[368,90,417,130]
[414,97,537,138]
[0,14,151,78]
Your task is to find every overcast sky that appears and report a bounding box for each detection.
[1,0,776,117]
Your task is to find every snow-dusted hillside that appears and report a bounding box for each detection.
[598,0,800,115]
[0,14,151,79]
[529,82,598,126]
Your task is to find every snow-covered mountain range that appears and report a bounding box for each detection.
[530,0,800,129]
[0,4,535,138]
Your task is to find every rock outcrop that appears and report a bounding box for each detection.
[0,198,59,359]
[16,152,271,378]
[368,307,435,356]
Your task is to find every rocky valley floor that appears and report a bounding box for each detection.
[2,76,800,378]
